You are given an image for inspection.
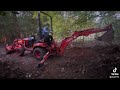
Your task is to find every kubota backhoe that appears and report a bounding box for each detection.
[5,11,114,67]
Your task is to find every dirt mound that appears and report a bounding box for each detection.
[0,45,120,79]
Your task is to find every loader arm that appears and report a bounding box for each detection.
[59,24,113,55]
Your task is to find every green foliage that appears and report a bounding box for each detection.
[0,11,6,16]
[1,11,120,43]
[17,11,38,37]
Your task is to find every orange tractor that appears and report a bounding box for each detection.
[5,11,114,67]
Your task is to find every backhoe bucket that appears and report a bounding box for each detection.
[96,25,114,42]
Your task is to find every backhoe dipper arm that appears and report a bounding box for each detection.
[59,24,113,55]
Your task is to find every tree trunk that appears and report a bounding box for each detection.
[9,12,21,43]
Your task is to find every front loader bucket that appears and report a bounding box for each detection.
[5,45,14,54]
[96,25,114,42]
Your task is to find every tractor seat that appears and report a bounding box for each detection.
[35,39,44,43]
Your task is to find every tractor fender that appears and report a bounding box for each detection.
[33,43,47,50]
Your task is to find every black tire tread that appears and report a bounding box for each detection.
[18,47,25,56]
[33,47,47,61]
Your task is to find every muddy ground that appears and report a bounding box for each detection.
[0,43,120,79]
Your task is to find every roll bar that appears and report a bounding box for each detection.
[38,11,53,38]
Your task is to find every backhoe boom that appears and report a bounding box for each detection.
[59,24,113,55]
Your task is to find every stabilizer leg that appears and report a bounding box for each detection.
[38,52,51,68]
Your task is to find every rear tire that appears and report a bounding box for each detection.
[33,48,47,61]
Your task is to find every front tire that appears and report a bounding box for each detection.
[16,46,25,56]
[33,48,47,61]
